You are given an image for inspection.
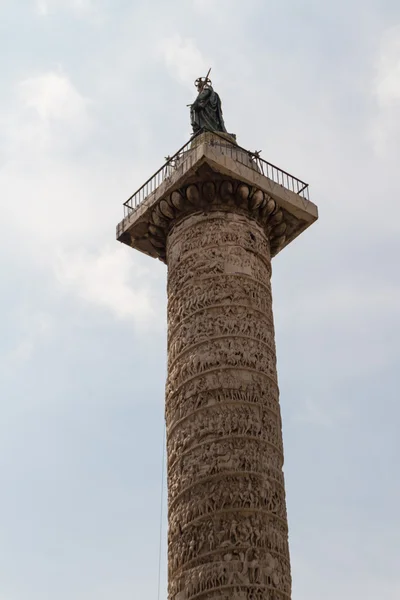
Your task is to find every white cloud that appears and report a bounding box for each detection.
[0,69,162,339]
[55,245,159,328]
[35,0,94,17]
[19,71,89,122]
[0,158,112,257]
[2,71,92,158]
[375,27,400,107]
[157,35,209,90]
[371,25,400,155]
[0,70,109,254]
[4,312,53,370]
[192,0,230,13]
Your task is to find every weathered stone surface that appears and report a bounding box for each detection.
[166,208,291,600]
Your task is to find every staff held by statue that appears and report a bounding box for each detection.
[187,68,212,107]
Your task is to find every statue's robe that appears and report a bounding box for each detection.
[190,86,227,133]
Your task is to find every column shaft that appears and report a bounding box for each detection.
[166,208,291,600]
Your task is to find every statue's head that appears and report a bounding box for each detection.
[195,76,212,92]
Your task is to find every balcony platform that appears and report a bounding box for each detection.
[116,131,318,262]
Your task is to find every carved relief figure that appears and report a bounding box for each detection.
[166,208,291,599]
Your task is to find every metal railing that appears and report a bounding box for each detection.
[213,134,309,200]
[123,129,309,218]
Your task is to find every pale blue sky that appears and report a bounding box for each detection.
[1,1,399,599]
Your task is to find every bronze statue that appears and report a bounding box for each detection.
[189,70,227,134]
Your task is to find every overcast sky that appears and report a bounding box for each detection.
[1,1,399,599]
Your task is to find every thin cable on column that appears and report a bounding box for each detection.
[157,421,166,600]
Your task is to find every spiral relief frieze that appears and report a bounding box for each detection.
[166,378,280,425]
[167,276,274,332]
[166,204,292,600]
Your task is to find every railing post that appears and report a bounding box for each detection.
[122,132,309,216]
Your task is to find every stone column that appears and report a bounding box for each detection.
[166,197,291,599]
